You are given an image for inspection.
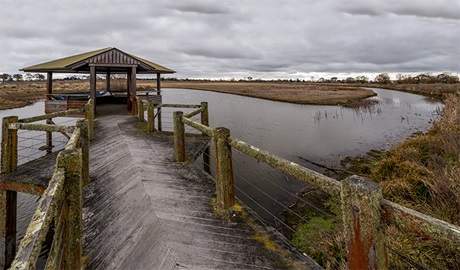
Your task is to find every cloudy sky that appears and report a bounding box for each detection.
[1,0,459,80]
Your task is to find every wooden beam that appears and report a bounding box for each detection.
[90,66,96,115]
[127,69,131,111]
[106,71,111,91]
[46,72,52,101]
[131,66,137,114]
[157,73,162,131]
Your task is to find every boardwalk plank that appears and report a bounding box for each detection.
[79,104,315,269]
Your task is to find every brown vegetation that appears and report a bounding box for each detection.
[156,81,377,105]
[339,94,460,269]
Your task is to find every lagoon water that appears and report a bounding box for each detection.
[161,88,441,220]
[0,88,441,242]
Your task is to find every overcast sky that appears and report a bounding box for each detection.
[1,0,459,80]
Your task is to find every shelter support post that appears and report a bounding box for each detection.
[106,71,111,91]
[131,66,137,115]
[89,65,96,115]
[46,72,52,101]
[157,73,162,131]
[127,69,132,111]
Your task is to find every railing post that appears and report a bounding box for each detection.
[173,111,186,162]
[1,116,18,269]
[158,107,162,131]
[138,98,144,122]
[57,149,83,270]
[46,119,53,153]
[200,102,211,174]
[77,119,90,186]
[0,190,16,270]
[341,175,388,270]
[200,102,209,128]
[1,116,18,174]
[147,101,155,133]
[214,127,235,209]
[85,100,94,141]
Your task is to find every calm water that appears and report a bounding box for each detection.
[0,88,441,239]
[160,88,441,220]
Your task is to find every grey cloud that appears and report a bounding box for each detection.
[341,0,460,20]
[168,1,230,15]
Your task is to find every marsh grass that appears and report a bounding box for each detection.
[340,94,460,269]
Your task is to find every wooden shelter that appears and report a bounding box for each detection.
[20,47,175,113]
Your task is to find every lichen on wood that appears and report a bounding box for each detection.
[9,168,65,269]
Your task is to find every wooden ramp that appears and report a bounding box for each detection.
[82,105,314,269]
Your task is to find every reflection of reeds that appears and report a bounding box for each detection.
[341,98,379,109]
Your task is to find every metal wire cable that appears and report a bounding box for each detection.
[231,151,335,218]
[385,244,431,270]
[233,171,343,245]
[234,184,341,265]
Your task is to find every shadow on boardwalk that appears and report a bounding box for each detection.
[82,104,317,269]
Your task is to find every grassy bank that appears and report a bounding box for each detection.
[288,93,460,269]
[150,80,377,105]
[1,80,377,110]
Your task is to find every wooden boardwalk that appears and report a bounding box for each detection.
[82,105,314,270]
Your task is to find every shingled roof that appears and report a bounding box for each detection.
[20,47,175,74]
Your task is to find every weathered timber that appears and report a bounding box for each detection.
[147,101,154,132]
[381,199,460,253]
[228,136,341,197]
[85,99,94,141]
[1,116,18,174]
[183,107,205,118]
[9,168,65,269]
[0,190,16,269]
[341,175,388,269]
[173,111,186,162]
[160,104,202,109]
[81,104,309,269]
[137,98,144,122]
[45,119,53,154]
[0,151,59,196]
[60,149,83,270]
[200,102,211,173]
[65,127,81,150]
[181,117,214,137]
[214,128,235,209]
[8,123,75,134]
[200,102,209,127]
[19,109,83,123]
[77,119,90,186]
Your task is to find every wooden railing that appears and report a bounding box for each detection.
[170,102,460,269]
[0,100,94,269]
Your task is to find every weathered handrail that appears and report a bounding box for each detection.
[171,101,460,269]
[381,199,460,252]
[9,166,66,269]
[8,123,76,134]
[1,102,93,269]
[19,108,84,123]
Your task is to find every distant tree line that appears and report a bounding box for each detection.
[2,72,458,84]
[160,72,459,84]
[1,73,45,83]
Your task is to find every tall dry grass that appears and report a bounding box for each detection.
[340,94,460,269]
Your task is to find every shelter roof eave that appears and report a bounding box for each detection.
[20,47,175,74]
